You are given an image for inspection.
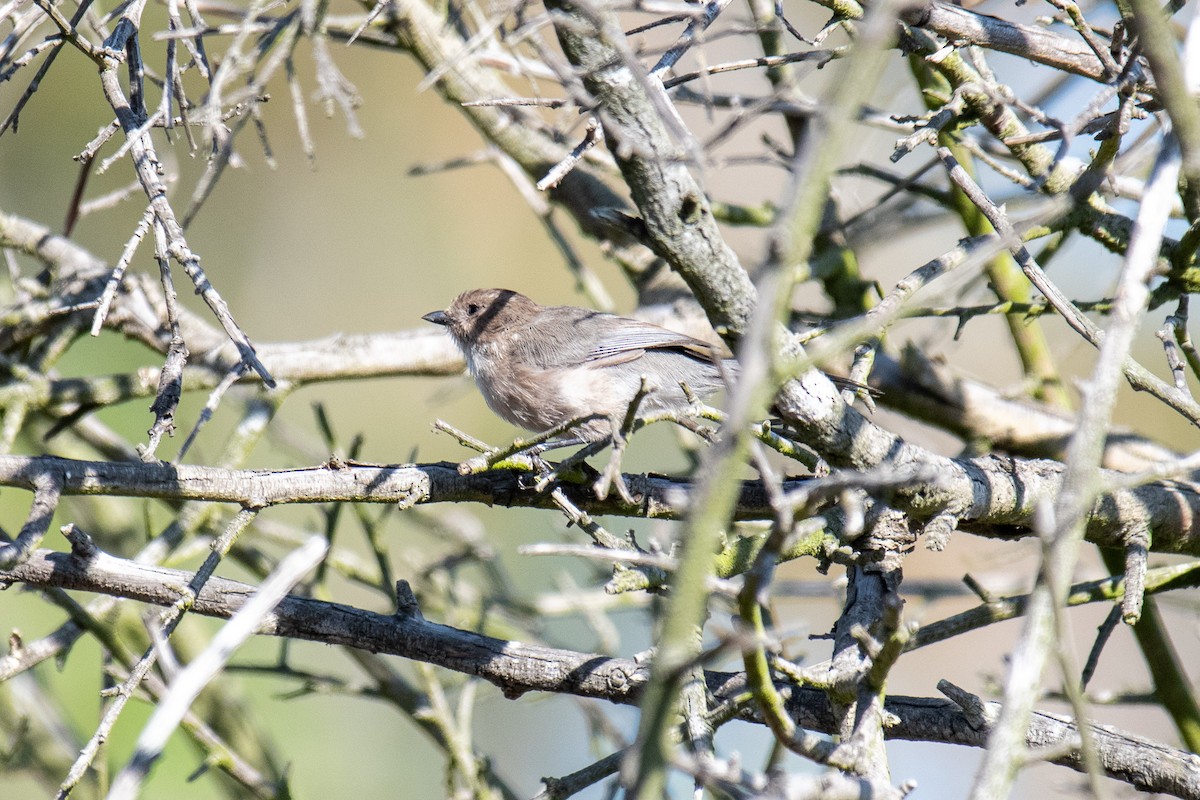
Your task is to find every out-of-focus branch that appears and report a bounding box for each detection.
[870,350,1181,473]
[386,0,663,288]
[26,330,462,411]
[1125,0,1200,177]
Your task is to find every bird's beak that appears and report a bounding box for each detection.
[422,310,449,326]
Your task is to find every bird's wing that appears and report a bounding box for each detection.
[582,320,717,367]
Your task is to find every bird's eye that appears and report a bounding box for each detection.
[466,303,480,316]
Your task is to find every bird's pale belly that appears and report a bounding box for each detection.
[472,362,640,438]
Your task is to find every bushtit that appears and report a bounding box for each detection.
[423,288,730,441]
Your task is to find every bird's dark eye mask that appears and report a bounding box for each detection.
[468,291,516,338]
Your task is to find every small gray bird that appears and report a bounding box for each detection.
[423,288,730,441]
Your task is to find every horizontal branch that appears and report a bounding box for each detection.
[871,351,1179,473]
[30,330,463,410]
[3,544,1197,797]
[0,454,785,520]
[0,455,1199,553]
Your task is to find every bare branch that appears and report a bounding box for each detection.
[4,543,1198,797]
